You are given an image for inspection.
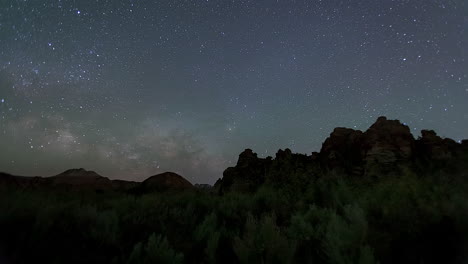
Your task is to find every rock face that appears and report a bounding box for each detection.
[320,127,364,175]
[139,172,194,192]
[216,148,318,193]
[215,116,468,192]
[218,149,270,193]
[416,130,458,160]
[320,116,416,176]
[362,116,415,162]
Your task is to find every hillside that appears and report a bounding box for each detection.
[138,172,194,192]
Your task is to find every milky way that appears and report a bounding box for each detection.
[0,0,467,183]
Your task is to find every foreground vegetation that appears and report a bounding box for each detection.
[1,170,468,264]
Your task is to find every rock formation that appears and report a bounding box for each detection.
[215,116,468,192]
[320,116,417,176]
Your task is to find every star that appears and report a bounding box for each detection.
[0,0,465,184]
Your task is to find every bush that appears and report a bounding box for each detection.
[234,214,295,264]
[127,233,183,264]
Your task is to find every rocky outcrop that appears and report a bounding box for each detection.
[216,148,318,193]
[217,149,270,193]
[216,116,468,192]
[362,116,415,163]
[319,127,364,175]
[320,116,417,176]
[416,130,459,160]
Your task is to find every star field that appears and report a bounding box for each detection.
[0,0,467,183]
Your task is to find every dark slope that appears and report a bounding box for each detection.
[137,172,194,193]
[0,169,187,192]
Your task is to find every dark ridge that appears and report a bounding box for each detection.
[137,172,194,192]
[215,116,468,193]
[0,170,191,192]
[54,168,104,178]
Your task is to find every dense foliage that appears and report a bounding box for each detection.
[1,170,468,263]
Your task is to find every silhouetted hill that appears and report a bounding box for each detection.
[215,116,468,193]
[0,172,45,189]
[54,168,103,178]
[137,172,194,193]
[0,169,188,192]
[48,168,113,189]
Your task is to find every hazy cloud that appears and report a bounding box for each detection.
[1,114,225,183]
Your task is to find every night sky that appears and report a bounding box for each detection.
[0,0,466,184]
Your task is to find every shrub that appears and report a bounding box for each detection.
[127,233,183,264]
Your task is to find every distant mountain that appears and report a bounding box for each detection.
[215,116,468,193]
[0,169,188,192]
[0,172,45,189]
[48,168,112,189]
[53,168,104,178]
[137,172,194,193]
